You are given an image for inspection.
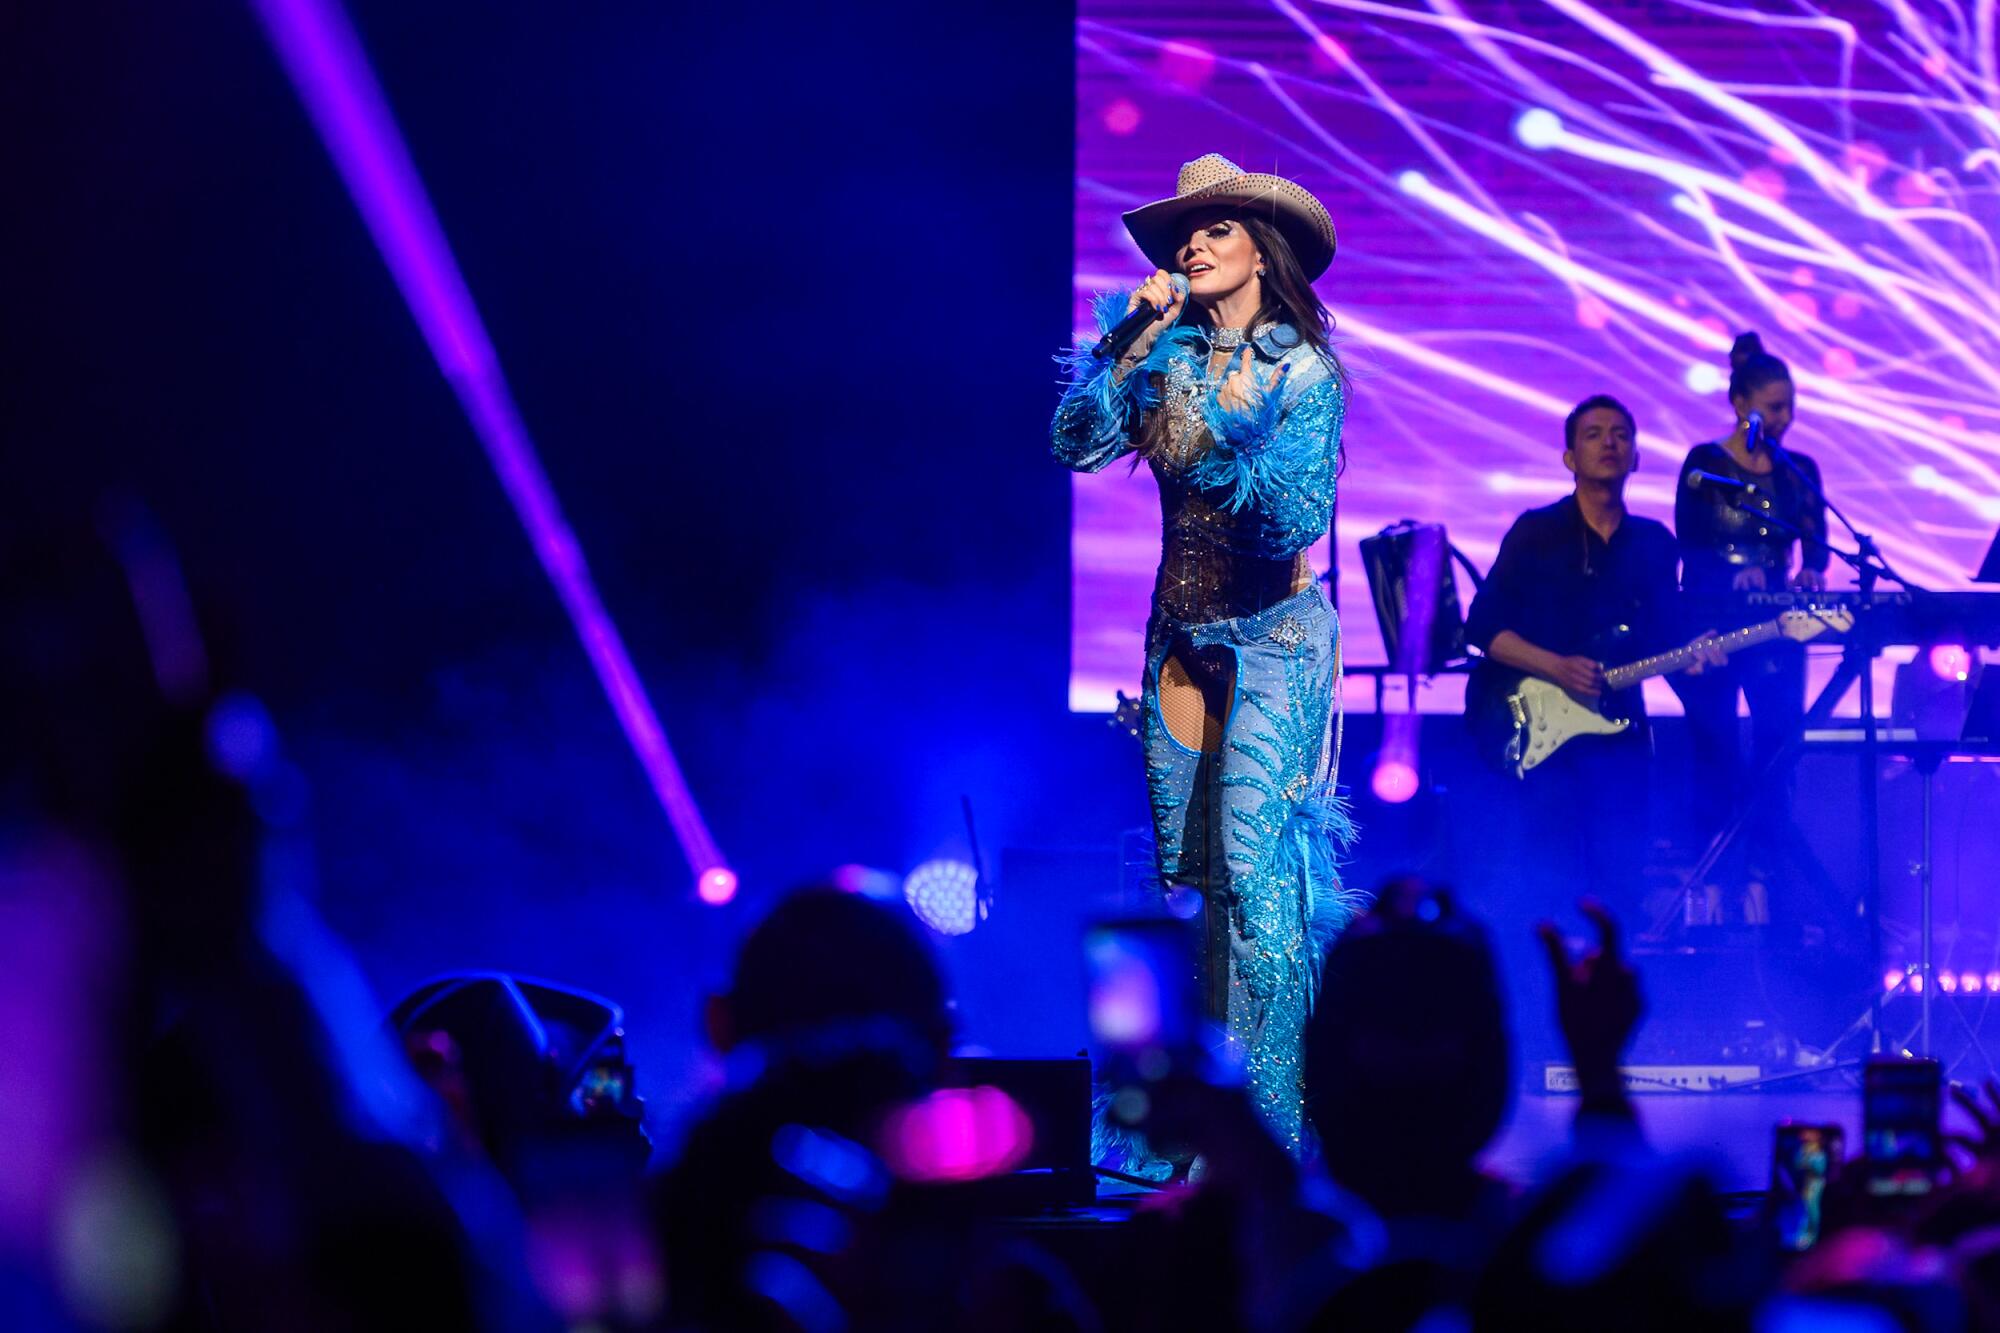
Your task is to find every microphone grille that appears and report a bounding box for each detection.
[1168,272,1191,298]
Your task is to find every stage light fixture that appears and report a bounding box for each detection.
[1940,971,1959,993]
[903,859,980,936]
[1882,968,1905,994]
[1371,757,1420,804]
[1928,643,1973,682]
[696,867,738,907]
[1963,972,1984,994]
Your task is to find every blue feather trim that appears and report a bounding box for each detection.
[1192,368,1319,514]
[1090,1086,1177,1181]
[1268,781,1366,1001]
[1052,291,1146,453]
[1053,289,1204,418]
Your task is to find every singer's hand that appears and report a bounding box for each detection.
[1683,630,1727,676]
[1731,566,1768,592]
[1215,345,1284,415]
[1119,269,1186,363]
[1792,568,1826,592]
[1548,655,1606,699]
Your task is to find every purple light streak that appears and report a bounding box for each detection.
[250,0,724,881]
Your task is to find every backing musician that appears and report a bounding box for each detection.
[1672,333,1828,924]
[1463,395,1722,920]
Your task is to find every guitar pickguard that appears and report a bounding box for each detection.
[1509,677,1630,776]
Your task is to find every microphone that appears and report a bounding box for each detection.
[1745,410,1765,452]
[1686,469,1755,494]
[1092,273,1191,360]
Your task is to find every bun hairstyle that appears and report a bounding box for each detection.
[1727,330,1790,401]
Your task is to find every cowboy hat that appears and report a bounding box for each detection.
[1122,153,1337,282]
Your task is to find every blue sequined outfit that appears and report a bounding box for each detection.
[1053,296,1361,1152]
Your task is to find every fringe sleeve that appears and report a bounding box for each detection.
[1192,356,1344,558]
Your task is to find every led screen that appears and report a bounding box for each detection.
[1071,0,1999,714]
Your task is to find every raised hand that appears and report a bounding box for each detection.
[1537,898,1642,1107]
[1947,1078,2000,1171]
[1215,345,1288,415]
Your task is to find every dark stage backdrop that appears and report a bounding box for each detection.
[6,0,1125,1135]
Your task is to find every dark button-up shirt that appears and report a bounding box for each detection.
[1464,495,1681,718]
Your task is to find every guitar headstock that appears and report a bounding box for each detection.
[1779,607,1854,641]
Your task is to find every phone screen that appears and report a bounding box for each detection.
[1084,918,1199,1079]
[1862,1056,1941,1196]
[1771,1122,1841,1251]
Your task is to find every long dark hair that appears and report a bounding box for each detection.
[1181,212,1350,470]
[1183,214,1348,388]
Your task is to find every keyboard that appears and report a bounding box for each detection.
[1690,590,2000,648]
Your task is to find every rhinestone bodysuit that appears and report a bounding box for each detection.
[1053,319,1344,623]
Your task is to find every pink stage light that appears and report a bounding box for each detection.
[1940,972,1959,993]
[1883,968,1905,993]
[250,0,727,895]
[696,868,738,907]
[1371,757,1420,804]
[1963,972,1984,994]
[877,1086,1034,1184]
[1928,643,1973,682]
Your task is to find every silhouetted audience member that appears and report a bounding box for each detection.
[654,886,1096,1331]
[1301,878,1517,1324]
[2,509,540,1330]
[1472,1157,1762,1331]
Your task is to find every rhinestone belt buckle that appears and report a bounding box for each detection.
[1269,615,1307,655]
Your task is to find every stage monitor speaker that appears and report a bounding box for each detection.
[1962,670,2000,743]
[1891,656,1986,741]
[941,1056,1094,1210]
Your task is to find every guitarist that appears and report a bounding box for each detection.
[1462,395,1723,922]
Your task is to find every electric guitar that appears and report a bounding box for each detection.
[1469,608,1851,778]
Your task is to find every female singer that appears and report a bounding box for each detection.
[1052,155,1357,1153]
[1674,333,1829,922]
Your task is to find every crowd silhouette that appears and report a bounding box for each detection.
[8,514,2000,1332]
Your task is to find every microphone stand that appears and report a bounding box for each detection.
[1705,446,1922,1078]
[1762,435,1924,595]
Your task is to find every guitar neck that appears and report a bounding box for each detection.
[1602,620,1784,691]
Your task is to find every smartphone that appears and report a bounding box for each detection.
[1770,1121,1841,1251]
[1084,918,1202,1122]
[1862,1055,1941,1196]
